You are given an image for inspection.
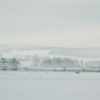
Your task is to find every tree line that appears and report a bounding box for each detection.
[0,58,20,70]
[32,56,100,71]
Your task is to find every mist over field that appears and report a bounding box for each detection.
[0,44,100,72]
[0,0,100,99]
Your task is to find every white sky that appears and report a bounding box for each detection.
[0,0,100,47]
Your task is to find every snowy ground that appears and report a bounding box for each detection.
[0,71,100,100]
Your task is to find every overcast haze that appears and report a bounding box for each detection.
[0,0,100,47]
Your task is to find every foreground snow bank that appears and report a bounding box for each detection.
[0,71,100,100]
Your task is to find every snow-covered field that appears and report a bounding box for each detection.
[0,71,100,100]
